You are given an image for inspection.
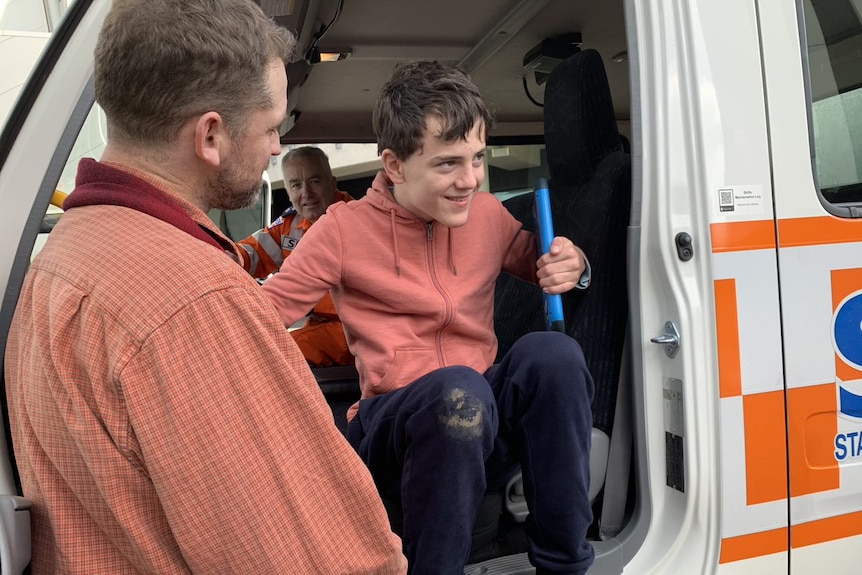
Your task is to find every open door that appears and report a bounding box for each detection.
[624,0,790,573]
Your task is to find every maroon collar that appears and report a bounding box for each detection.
[63,158,233,252]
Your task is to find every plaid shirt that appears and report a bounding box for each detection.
[5,160,406,574]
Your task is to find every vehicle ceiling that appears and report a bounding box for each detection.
[259,0,630,143]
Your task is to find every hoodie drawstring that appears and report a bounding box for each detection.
[447,227,457,276]
[390,208,401,276]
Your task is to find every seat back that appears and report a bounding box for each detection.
[486,50,631,546]
[494,48,631,435]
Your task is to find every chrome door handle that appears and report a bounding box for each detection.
[650,321,680,358]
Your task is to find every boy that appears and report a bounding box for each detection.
[263,60,594,574]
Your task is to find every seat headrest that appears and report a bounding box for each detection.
[544,49,621,184]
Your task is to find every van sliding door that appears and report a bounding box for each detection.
[759,0,862,572]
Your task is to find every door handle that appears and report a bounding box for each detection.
[650,321,680,358]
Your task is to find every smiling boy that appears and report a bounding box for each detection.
[262,60,595,575]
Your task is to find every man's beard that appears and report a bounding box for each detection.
[208,159,262,211]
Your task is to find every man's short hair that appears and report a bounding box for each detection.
[372,60,495,159]
[281,146,333,178]
[94,0,295,146]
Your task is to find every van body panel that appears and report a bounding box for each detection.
[1,0,861,573]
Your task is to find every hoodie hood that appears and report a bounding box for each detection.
[366,170,420,221]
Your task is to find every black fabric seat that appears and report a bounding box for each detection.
[485,48,631,549]
[494,48,631,435]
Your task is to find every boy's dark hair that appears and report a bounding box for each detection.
[373,60,495,158]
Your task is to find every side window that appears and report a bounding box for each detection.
[487,143,549,201]
[37,133,552,256]
[804,0,862,207]
[284,142,549,203]
[32,103,106,260]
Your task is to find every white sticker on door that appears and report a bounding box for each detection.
[717,185,765,216]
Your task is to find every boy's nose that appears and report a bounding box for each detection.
[456,167,479,190]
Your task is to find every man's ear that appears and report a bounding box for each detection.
[380,149,406,184]
[194,112,228,168]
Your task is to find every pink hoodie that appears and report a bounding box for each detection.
[262,171,537,419]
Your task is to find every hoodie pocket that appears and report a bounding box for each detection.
[374,347,438,394]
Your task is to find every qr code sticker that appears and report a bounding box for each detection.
[719,189,734,212]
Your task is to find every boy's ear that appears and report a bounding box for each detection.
[194,111,228,168]
[380,149,406,184]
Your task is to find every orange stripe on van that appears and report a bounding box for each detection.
[743,390,788,505]
[719,527,788,563]
[779,216,862,248]
[787,384,839,497]
[715,279,742,398]
[710,220,776,253]
[836,361,862,382]
[792,510,862,548]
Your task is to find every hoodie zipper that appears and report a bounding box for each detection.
[426,221,454,367]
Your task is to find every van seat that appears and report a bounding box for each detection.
[493,48,631,531]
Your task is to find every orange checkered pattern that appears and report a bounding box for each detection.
[711,216,862,565]
[4,162,406,574]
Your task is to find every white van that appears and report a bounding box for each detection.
[1,0,861,574]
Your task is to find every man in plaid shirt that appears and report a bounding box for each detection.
[4,0,405,573]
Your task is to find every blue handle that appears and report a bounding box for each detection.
[533,179,565,332]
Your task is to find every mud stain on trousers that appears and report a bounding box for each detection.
[437,388,485,439]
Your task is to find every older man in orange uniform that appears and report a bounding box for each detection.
[237,146,354,366]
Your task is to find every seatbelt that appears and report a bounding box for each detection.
[599,327,633,540]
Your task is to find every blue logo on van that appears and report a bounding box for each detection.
[834,292,862,368]
[834,291,862,420]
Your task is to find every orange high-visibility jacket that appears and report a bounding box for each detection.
[237,190,353,320]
